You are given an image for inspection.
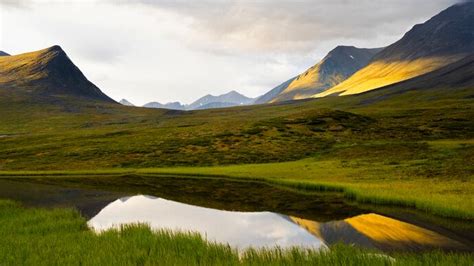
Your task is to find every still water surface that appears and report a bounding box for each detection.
[0,178,472,252]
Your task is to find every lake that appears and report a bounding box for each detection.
[0,176,472,252]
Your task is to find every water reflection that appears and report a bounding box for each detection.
[88,195,326,250]
[88,195,470,252]
[291,215,469,252]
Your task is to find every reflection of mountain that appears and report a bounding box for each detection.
[290,213,470,252]
[88,195,325,251]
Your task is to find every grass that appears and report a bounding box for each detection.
[0,75,472,224]
[1,139,472,220]
[0,199,472,266]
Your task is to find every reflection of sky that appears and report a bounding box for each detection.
[88,195,325,250]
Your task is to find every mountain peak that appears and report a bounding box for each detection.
[225,90,243,96]
[331,45,356,52]
[119,99,134,106]
[0,46,115,103]
[187,90,254,110]
[45,45,64,53]
[315,2,474,98]
[260,46,382,103]
[374,2,474,62]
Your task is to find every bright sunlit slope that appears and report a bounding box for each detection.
[315,2,474,98]
[257,46,381,103]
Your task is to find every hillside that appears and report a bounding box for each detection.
[316,2,474,97]
[0,51,9,56]
[352,54,474,105]
[259,46,382,103]
[0,45,115,103]
[254,77,296,104]
[0,52,472,170]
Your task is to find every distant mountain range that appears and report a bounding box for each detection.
[125,90,255,110]
[0,51,9,56]
[187,90,254,110]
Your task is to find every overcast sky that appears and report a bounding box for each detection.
[0,0,460,105]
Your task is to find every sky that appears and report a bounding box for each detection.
[0,0,460,105]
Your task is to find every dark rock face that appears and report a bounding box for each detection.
[316,46,384,87]
[373,2,474,62]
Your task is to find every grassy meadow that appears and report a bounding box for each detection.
[0,87,473,220]
[1,138,472,220]
[0,86,473,264]
[0,199,472,266]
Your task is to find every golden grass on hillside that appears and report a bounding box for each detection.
[270,63,345,102]
[314,56,463,97]
[0,47,59,84]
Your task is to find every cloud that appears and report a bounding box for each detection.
[119,0,460,54]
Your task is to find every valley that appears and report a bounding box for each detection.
[0,1,473,265]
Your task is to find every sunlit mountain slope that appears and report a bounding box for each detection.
[315,2,474,97]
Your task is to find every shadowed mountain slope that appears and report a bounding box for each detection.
[259,46,382,103]
[316,2,474,97]
[0,45,115,103]
[0,51,9,56]
[255,77,297,104]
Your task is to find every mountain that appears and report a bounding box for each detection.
[316,2,474,97]
[119,99,134,106]
[143,101,185,110]
[186,90,254,110]
[193,102,239,110]
[0,45,115,103]
[254,77,296,104]
[0,51,10,56]
[353,54,474,104]
[258,46,382,103]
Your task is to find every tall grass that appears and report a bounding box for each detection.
[0,200,472,265]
